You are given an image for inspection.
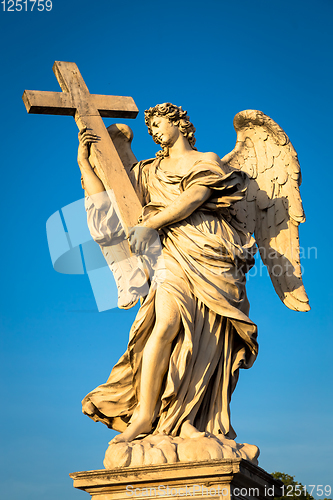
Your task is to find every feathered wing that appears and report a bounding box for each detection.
[222,110,310,312]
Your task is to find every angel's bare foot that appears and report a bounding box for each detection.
[180,420,206,439]
[111,415,152,444]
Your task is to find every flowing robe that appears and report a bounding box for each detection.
[82,158,258,439]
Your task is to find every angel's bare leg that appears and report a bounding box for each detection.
[112,287,181,443]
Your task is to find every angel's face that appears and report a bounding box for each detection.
[150,116,180,147]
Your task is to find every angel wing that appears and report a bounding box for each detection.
[221,110,310,312]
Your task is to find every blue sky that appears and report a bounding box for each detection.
[0,0,332,499]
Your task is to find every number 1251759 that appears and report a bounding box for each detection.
[2,0,52,10]
[281,485,332,497]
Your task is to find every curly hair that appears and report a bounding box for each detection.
[144,103,197,158]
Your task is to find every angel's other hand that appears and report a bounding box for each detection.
[128,226,157,255]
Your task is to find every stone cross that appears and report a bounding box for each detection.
[22,61,142,229]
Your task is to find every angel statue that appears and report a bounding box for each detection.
[77,103,309,468]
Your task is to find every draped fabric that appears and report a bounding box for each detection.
[82,158,258,439]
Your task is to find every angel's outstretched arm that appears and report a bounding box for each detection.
[128,185,212,254]
[77,128,106,198]
[145,185,212,229]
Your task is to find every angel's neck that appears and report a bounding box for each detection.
[168,135,193,159]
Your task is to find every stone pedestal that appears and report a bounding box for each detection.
[70,459,282,500]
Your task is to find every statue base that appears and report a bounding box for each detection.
[70,459,282,500]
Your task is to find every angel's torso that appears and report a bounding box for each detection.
[137,153,226,209]
[133,156,254,270]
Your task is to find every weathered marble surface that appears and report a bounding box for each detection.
[23,61,142,228]
[70,459,282,500]
[103,433,259,469]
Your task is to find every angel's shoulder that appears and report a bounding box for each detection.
[197,151,221,164]
[190,151,228,173]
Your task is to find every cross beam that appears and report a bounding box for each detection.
[22,61,142,229]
